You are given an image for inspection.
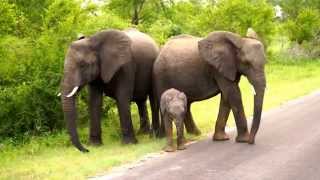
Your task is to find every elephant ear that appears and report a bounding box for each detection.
[198,31,243,81]
[91,30,132,83]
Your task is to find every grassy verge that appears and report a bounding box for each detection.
[1,60,320,180]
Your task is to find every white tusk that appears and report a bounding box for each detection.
[251,85,256,95]
[57,93,61,97]
[66,86,79,97]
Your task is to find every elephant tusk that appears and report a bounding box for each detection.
[57,93,61,97]
[66,86,79,98]
[251,85,256,95]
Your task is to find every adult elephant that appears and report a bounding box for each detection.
[152,30,266,144]
[60,28,159,152]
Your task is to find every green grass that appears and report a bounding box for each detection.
[1,59,320,180]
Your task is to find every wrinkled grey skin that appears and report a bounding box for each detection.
[160,88,187,152]
[61,28,159,152]
[152,31,266,144]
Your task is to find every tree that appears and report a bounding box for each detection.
[284,8,320,44]
[8,0,54,36]
[107,0,147,25]
[106,0,172,26]
[269,0,320,19]
[198,0,275,44]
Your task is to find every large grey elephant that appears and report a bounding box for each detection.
[60,28,159,152]
[152,30,266,144]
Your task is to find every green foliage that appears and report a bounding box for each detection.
[270,0,320,19]
[199,0,275,43]
[0,1,16,36]
[0,0,129,141]
[165,1,203,35]
[142,18,179,44]
[8,0,54,36]
[80,10,129,35]
[0,0,28,37]
[142,0,275,45]
[106,0,163,25]
[284,8,320,44]
[0,36,32,86]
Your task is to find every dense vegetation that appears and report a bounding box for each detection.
[0,0,319,142]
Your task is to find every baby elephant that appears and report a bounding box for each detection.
[160,88,188,152]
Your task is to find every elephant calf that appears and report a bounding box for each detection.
[160,88,187,152]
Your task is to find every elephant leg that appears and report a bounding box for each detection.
[176,123,186,150]
[88,83,103,145]
[159,113,166,138]
[213,94,231,141]
[155,87,165,138]
[116,93,137,144]
[137,101,150,134]
[163,115,174,152]
[184,103,201,135]
[150,94,161,137]
[223,86,249,142]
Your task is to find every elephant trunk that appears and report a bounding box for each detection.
[248,73,266,144]
[62,85,89,152]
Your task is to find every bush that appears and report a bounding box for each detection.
[0,1,18,36]
[0,0,120,141]
[284,8,320,44]
[141,18,180,44]
[198,0,275,44]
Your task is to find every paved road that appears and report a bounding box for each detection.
[92,91,320,180]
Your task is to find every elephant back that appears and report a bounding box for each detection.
[124,29,159,62]
[157,35,202,64]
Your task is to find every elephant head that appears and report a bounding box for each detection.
[198,30,266,144]
[61,29,132,152]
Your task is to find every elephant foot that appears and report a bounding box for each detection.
[122,136,138,144]
[248,135,255,144]
[236,132,250,143]
[213,132,230,141]
[163,145,175,152]
[177,144,186,151]
[89,136,102,146]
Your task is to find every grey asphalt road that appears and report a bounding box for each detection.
[92,91,320,180]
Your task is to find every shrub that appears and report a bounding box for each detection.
[141,18,180,44]
[198,0,275,44]
[284,8,320,44]
[0,0,120,141]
